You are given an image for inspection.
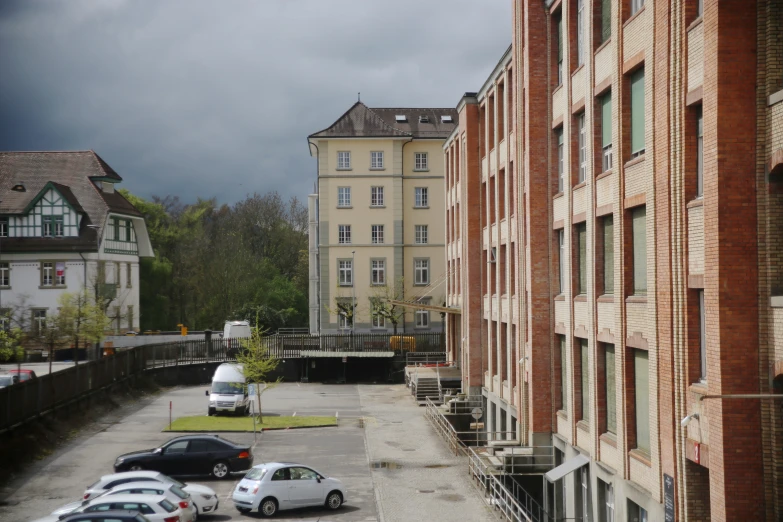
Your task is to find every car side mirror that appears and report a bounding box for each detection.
[205,390,209,396]
[316,477,321,483]
[154,448,162,454]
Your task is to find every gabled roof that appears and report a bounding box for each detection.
[309,101,458,140]
[0,151,146,254]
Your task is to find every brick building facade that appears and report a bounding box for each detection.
[444,0,783,520]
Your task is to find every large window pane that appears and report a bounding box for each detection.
[577,223,587,294]
[632,207,647,295]
[602,93,612,148]
[699,290,706,381]
[630,69,645,156]
[696,107,703,198]
[581,339,589,422]
[634,349,650,454]
[605,344,616,434]
[603,215,614,294]
[560,336,568,412]
[601,0,611,42]
[559,229,566,294]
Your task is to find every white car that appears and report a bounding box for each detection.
[83,471,219,516]
[231,462,347,517]
[49,481,197,522]
[31,494,182,522]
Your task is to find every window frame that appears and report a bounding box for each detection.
[32,309,47,337]
[577,0,585,67]
[576,223,587,295]
[415,303,430,328]
[698,289,706,381]
[631,0,645,16]
[338,224,352,245]
[370,186,385,207]
[558,229,566,294]
[337,151,351,170]
[371,259,386,286]
[601,93,613,172]
[414,187,429,208]
[579,338,589,423]
[602,215,614,295]
[696,106,703,198]
[414,152,429,171]
[557,128,565,192]
[630,68,646,158]
[371,224,384,244]
[578,113,587,183]
[0,262,9,287]
[371,304,386,329]
[631,206,647,296]
[604,343,617,434]
[0,217,7,238]
[337,187,351,208]
[338,260,353,287]
[414,258,430,285]
[370,151,384,170]
[633,348,651,455]
[415,224,429,244]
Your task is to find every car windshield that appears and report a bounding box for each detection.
[169,485,188,499]
[245,468,268,480]
[212,381,244,394]
[0,376,14,385]
[158,499,176,513]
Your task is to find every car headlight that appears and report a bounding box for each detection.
[115,458,124,465]
[209,400,216,406]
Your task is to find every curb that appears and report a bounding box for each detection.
[162,423,338,433]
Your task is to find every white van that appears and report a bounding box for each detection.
[223,320,251,339]
[206,363,249,416]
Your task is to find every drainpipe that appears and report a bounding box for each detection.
[401,137,414,334]
[307,139,320,334]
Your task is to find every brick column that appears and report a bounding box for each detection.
[702,0,764,519]
[523,0,553,439]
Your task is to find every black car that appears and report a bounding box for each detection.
[113,434,254,479]
[61,511,151,522]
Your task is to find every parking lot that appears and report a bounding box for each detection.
[0,382,496,522]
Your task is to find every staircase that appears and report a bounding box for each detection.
[415,377,442,405]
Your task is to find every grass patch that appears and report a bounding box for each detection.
[164,415,337,432]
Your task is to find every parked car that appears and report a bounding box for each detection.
[0,374,19,388]
[113,435,253,479]
[206,363,249,416]
[231,462,346,517]
[31,494,182,522]
[7,368,36,382]
[83,471,218,517]
[60,511,151,522]
[51,481,196,522]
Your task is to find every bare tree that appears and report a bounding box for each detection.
[368,277,406,334]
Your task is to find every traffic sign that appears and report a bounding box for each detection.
[471,407,483,420]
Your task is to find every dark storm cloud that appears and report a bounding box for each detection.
[0,0,510,204]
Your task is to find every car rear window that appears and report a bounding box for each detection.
[245,468,268,480]
[135,515,152,522]
[159,499,176,513]
[169,485,188,499]
[163,476,185,488]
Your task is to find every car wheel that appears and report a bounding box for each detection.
[236,406,245,416]
[211,460,230,479]
[128,464,144,471]
[259,497,278,517]
[325,491,343,510]
[208,407,215,416]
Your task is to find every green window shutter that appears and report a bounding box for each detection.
[632,207,647,295]
[605,344,616,434]
[631,69,645,154]
[602,0,611,42]
[634,349,650,453]
[602,93,612,148]
[603,215,614,294]
[581,339,589,422]
[578,224,587,294]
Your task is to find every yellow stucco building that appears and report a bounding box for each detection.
[307,101,457,334]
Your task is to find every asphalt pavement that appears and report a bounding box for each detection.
[0,361,75,377]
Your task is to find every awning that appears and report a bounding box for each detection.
[300,351,395,358]
[544,454,590,482]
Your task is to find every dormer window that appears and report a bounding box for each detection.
[419,115,430,123]
[441,115,454,123]
[42,216,64,237]
[395,114,407,123]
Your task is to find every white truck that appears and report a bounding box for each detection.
[206,363,249,416]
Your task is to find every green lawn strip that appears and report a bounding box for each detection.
[164,415,337,432]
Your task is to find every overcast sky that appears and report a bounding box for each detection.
[0,0,511,205]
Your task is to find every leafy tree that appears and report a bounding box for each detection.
[234,320,280,423]
[0,328,23,363]
[57,289,110,365]
[368,277,406,334]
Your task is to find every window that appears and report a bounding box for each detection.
[42,216,62,237]
[371,225,384,244]
[371,151,384,169]
[127,305,134,330]
[371,259,386,285]
[602,93,613,171]
[415,187,429,208]
[630,68,645,157]
[114,262,120,288]
[415,306,430,328]
[577,0,585,66]
[576,223,587,295]
[126,263,132,288]
[337,187,351,207]
[338,309,351,329]
[557,129,565,192]
[42,262,54,286]
[601,480,615,522]
[601,0,611,43]
[415,225,428,244]
[33,309,47,336]
[371,186,384,207]
[338,260,353,286]
[628,500,648,522]
[289,467,318,481]
[337,151,351,169]
[631,207,647,295]
[415,152,428,171]
[557,16,564,85]
[605,344,616,434]
[414,258,430,285]
[578,114,586,183]
[0,263,8,287]
[577,466,590,522]
[271,468,288,481]
[338,225,351,244]
[633,349,650,454]
[603,215,614,294]
[580,339,589,422]
[696,106,703,198]
[0,217,7,237]
[371,304,385,328]
[558,229,566,294]
[698,290,706,381]
[54,217,64,237]
[631,0,644,16]
[56,261,66,286]
[697,0,703,17]
[560,336,568,412]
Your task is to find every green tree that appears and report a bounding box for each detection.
[57,289,110,364]
[234,321,280,423]
[369,277,406,334]
[0,328,23,363]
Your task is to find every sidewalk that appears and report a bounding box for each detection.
[359,384,497,522]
